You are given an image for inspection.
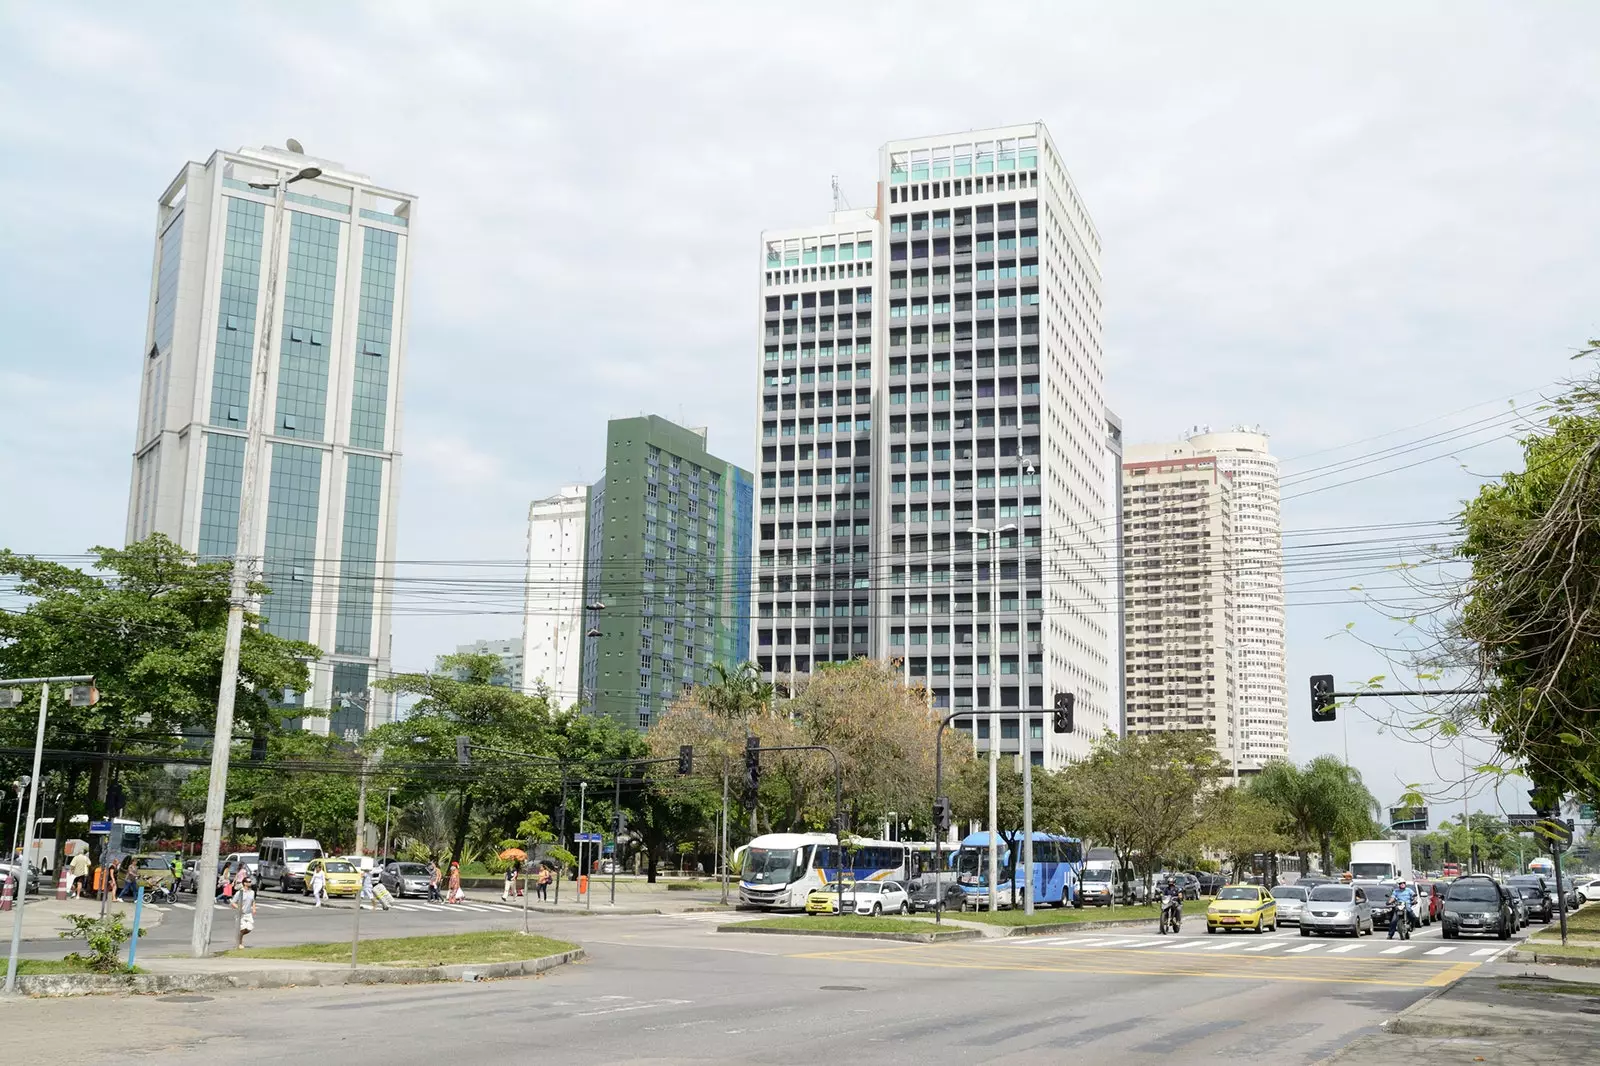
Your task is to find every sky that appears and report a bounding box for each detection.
[3,2,1598,827]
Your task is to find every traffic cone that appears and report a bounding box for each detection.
[55,868,72,900]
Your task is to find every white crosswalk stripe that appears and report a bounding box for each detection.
[1471,947,1505,957]
[1199,941,1234,951]
[1424,946,1455,956]
[1327,944,1360,953]
[1243,942,1281,952]
[1380,945,1414,954]
[1285,944,1321,953]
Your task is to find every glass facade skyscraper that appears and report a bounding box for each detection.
[126,144,414,736]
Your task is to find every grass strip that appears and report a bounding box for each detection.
[1516,943,1600,961]
[952,900,1207,926]
[228,931,576,968]
[15,957,125,975]
[1499,980,1600,997]
[734,915,945,934]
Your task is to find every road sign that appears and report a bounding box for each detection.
[1535,818,1574,852]
[574,833,602,843]
[1506,813,1538,828]
[88,821,111,834]
[1389,806,1428,831]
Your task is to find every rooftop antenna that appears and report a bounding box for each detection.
[832,174,850,212]
[285,138,305,154]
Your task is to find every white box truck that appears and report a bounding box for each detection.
[1348,840,1413,883]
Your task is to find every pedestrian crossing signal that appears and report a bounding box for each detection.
[933,796,953,833]
[678,744,693,776]
[1310,675,1336,722]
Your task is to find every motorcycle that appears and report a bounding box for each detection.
[1158,893,1182,935]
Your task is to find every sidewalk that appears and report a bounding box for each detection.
[3,896,163,941]
[1324,968,1600,1064]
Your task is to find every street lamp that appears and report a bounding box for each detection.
[6,778,27,864]
[968,524,1015,914]
[194,141,326,959]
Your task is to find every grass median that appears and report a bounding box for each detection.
[227,931,576,968]
[732,915,941,934]
[16,957,124,975]
[1530,902,1600,940]
[951,900,1208,926]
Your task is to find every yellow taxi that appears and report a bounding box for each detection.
[303,857,362,897]
[805,880,853,915]
[1206,883,1278,934]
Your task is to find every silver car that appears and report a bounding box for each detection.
[1270,885,1310,925]
[1299,883,1375,938]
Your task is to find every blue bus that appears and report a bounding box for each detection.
[953,831,1084,909]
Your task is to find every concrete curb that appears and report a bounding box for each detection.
[13,948,585,998]
[1505,947,1600,968]
[717,924,981,944]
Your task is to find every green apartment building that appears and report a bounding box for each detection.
[572,416,754,730]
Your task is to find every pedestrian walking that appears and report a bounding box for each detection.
[448,861,462,904]
[233,876,256,950]
[426,860,442,903]
[536,864,551,901]
[502,862,517,902]
[68,849,90,898]
[221,862,235,901]
[310,863,328,907]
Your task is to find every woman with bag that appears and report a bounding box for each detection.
[448,861,463,904]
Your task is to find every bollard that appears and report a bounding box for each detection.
[127,885,144,970]
[54,868,72,900]
[0,876,12,912]
[578,874,588,896]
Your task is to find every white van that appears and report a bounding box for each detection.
[257,837,323,893]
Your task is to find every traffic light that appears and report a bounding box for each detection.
[0,688,23,708]
[1442,842,1452,863]
[455,735,471,767]
[1421,843,1432,866]
[933,796,953,834]
[69,685,98,707]
[251,732,268,763]
[1529,786,1560,818]
[1470,843,1480,871]
[1052,692,1075,733]
[744,736,761,795]
[678,744,694,776]
[1310,674,1336,722]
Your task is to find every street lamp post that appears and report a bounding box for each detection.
[192,151,323,959]
[380,788,396,864]
[578,782,588,912]
[6,778,27,864]
[970,524,1015,914]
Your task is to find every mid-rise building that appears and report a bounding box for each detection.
[1120,428,1287,771]
[439,638,522,690]
[522,417,753,730]
[521,485,590,705]
[755,124,1113,767]
[1120,449,1238,772]
[125,143,414,736]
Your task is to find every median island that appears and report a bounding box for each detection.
[228,930,577,967]
[952,899,1207,927]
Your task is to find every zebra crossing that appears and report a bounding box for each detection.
[155,898,513,916]
[1000,932,1512,961]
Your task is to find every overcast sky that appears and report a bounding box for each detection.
[4,3,1597,824]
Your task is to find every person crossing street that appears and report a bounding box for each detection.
[310,863,328,907]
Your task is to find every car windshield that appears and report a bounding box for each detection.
[135,857,171,869]
[745,847,803,885]
[1081,868,1111,882]
[1218,887,1258,900]
[1271,887,1308,901]
[285,849,320,863]
[324,861,355,873]
[1448,883,1499,903]
[1516,886,1544,898]
[1310,886,1354,902]
[396,864,429,876]
[852,883,881,893]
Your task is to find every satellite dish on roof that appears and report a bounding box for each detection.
[286,138,305,154]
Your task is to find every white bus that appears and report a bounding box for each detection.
[27,816,141,874]
[737,832,927,910]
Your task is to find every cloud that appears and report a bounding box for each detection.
[3,1,1599,808]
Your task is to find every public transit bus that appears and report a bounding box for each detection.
[954,831,1084,909]
[737,832,928,910]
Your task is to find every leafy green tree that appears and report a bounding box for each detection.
[1456,350,1600,806]
[0,536,317,864]
[1193,786,1292,879]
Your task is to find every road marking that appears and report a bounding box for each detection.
[1243,942,1282,952]
[1199,941,1234,951]
[1285,944,1320,953]
[1380,945,1413,954]
[1158,939,1193,948]
[1327,944,1360,953]
[1471,947,1506,958]
[1423,947,1455,956]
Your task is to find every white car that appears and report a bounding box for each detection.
[1575,877,1599,905]
[845,880,910,916]
[1269,885,1309,925]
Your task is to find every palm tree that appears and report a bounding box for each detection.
[705,661,774,721]
[1250,756,1379,874]
[396,794,458,863]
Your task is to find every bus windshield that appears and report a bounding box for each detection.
[745,846,806,885]
[955,847,1009,879]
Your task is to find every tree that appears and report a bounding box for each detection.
[0,536,317,865]
[1249,756,1380,873]
[1066,731,1220,890]
[1194,786,1292,880]
[1455,350,1600,805]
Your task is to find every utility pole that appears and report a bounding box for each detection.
[720,761,730,906]
[578,782,588,912]
[194,153,322,960]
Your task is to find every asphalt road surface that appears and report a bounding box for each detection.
[4,909,1534,1064]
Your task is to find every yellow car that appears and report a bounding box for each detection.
[805,881,853,915]
[303,857,362,898]
[1207,884,1278,934]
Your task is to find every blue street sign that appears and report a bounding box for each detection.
[574,833,603,843]
[88,821,111,834]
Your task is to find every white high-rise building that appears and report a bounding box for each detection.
[1120,448,1238,772]
[125,143,414,736]
[521,485,590,705]
[754,123,1112,767]
[1123,429,1287,769]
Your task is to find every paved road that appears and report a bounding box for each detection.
[3,910,1536,1064]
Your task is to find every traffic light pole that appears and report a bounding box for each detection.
[744,743,843,916]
